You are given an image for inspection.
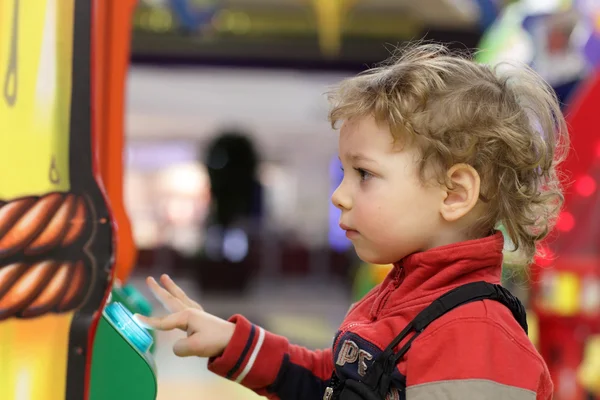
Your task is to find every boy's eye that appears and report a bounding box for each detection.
[355,168,372,181]
[340,166,373,181]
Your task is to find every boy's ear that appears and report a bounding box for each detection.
[440,163,481,222]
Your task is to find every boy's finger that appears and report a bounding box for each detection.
[133,314,154,329]
[160,274,203,310]
[135,310,189,332]
[147,276,186,313]
[173,337,196,357]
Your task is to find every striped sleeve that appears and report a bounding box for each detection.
[405,316,552,400]
[207,314,334,400]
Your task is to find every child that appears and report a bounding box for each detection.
[136,43,568,400]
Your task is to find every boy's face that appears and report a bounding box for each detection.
[332,116,446,264]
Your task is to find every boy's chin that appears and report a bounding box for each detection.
[354,247,396,266]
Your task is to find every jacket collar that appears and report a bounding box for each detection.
[374,232,505,317]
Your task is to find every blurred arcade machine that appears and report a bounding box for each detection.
[478,1,600,399]
[0,1,157,399]
[531,71,600,400]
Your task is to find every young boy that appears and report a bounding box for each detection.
[137,44,568,400]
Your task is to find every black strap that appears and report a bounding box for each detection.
[334,281,529,399]
[383,281,528,365]
[414,282,527,333]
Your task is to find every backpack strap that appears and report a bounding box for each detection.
[412,281,528,334]
[360,281,528,394]
[386,281,528,364]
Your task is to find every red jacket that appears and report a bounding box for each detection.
[208,233,552,400]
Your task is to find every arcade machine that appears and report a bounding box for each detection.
[579,335,600,397]
[524,3,600,400]
[89,0,158,398]
[478,2,600,399]
[0,1,157,399]
[531,71,600,400]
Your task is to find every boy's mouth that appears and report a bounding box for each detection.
[345,230,359,239]
[339,223,359,238]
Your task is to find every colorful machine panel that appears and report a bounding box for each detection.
[89,304,157,400]
[531,71,600,400]
[0,1,113,399]
[93,0,138,284]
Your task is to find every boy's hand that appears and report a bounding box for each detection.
[135,274,235,358]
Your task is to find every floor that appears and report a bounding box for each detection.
[127,272,352,400]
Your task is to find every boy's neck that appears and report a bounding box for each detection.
[424,226,478,252]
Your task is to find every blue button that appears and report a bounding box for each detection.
[104,302,154,354]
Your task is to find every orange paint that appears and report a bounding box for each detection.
[92,0,138,284]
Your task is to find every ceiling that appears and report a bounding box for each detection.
[128,0,486,152]
[189,0,482,28]
[254,0,481,28]
[133,0,485,67]
[126,65,343,160]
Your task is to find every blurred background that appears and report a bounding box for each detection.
[114,0,600,399]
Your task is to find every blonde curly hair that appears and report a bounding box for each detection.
[328,43,569,265]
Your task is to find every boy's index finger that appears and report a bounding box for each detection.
[134,313,155,329]
[135,311,189,332]
[158,311,191,332]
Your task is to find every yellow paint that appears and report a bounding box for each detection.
[0,313,73,400]
[310,0,358,57]
[0,0,75,398]
[0,0,73,200]
[578,335,600,395]
[526,310,539,348]
[372,263,393,283]
[553,272,580,316]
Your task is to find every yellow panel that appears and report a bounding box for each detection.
[0,0,73,200]
[578,335,600,395]
[0,1,75,399]
[553,272,580,316]
[0,314,73,400]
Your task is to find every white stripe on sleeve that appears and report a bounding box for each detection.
[235,326,265,384]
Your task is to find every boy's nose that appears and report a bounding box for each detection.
[331,184,351,211]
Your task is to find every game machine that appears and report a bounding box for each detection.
[477,2,600,398]
[530,69,600,400]
[90,0,156,330]
[475,0,594,342]
[530,72,600,400]
[476,0,587,102]
[89,0,159,399]
[0,0,157,399]
[524,2,600,400]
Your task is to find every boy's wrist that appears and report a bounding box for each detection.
[207,314,253,377]
[216,319,235,356]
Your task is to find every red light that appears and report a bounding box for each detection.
[596,141,600,158]
[575,175,597,197]
[535,245,555,267]
[556,211,575,232]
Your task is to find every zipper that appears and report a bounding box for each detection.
[332,321,367,353]
[371,266,404,320]
[332,266,405,355]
